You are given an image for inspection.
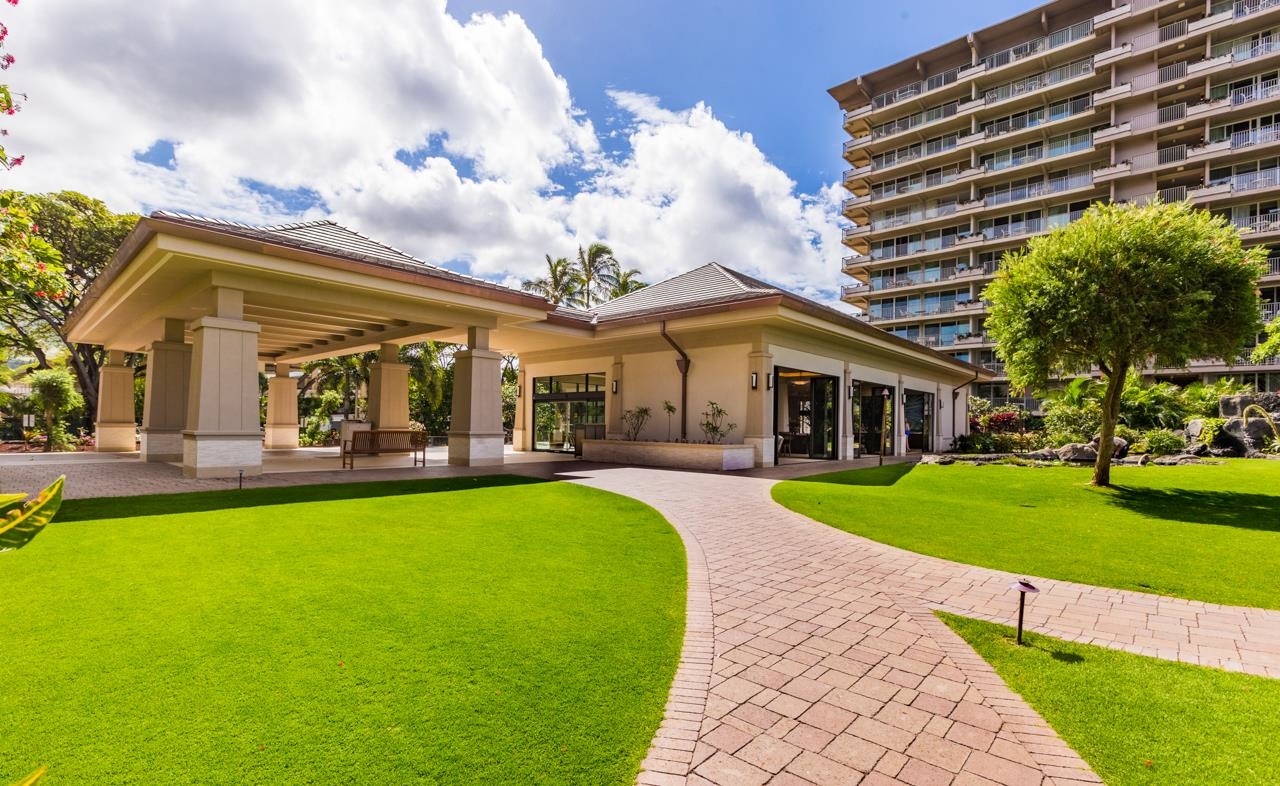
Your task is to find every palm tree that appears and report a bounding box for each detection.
[574,243,619,309]
[300,351,377,416]
[606,268,647,301]
[522,255,581,306]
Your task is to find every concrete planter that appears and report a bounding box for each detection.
[582,439,756,471]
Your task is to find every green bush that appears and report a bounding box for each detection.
[1198,417,1227,447]
[952,432,996,454]
[992,432,1044,453]
[1143,428,1186,456]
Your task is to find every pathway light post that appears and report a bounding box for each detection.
[1010,579,1039,645]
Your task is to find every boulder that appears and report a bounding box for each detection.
[1176,455,1203,465]
[1088,435,1129,459]
[1217,418,1256,458]
[1020,449,1058,462]
[1153,455,1191,466]
[1136,453,1152,466]
[1056,443,1098,462]
[1220,395,1256,418]
[1188,441,1209,457]
[1184,419,1203,440]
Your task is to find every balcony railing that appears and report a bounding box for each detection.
[1265,302,1280,320]
[1268,256,1280,276]
[839,284,864,300]
[1159,185,1189,202]
[866,266,992,292]
[866,299,982,322]
[982,361,1007,374]
[1131,59,1189,92]
[984,134,1094,173]
[1211,0,1280,20]
[1227,122,1280,150]
[1211,165,1280,193]
[1220,76,1280,107]
[869,65,964,112]
[982,172,1094,208]
[979,20,1094,71]
[870,165,979,201]
[1127,17,1189,51]
[979,209,1087,242]
[1219,35,1280,66]
[1129,144,1188,172]
[980,95,1093,140]
[983,59,1094,105]
[1231,212,1280,233]
[869,233,967,262]
[869,102,959,142]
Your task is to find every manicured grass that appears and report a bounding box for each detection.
[0,477,685,785]
[939,612,1280,785]
[772,461,1280,608]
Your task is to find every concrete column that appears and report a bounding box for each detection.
[512,366,528,451]
[606,358,625,440]
[840,364,857,460]
[367,343,411,430]
[744,350,775,467]
[182,289,262,478]
[264,363,299,450]
[141,318,192,462]
[95,349,138,452]
[448,326,504,466]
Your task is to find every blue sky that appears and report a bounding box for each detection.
[450,0,1035,192]
[14,0,1039,302]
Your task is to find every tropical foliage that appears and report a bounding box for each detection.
[986,201,1267,485]
[0,191,139,430]
[27,368,83,452]
[522,244,646,307]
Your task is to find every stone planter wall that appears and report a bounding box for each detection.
[582,439,757,471]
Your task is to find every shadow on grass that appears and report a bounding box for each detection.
[1106,485,1280,533]
[57,475,548,523]
[787,462,917,488]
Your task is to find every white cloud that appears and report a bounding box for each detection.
[5,0,849,306]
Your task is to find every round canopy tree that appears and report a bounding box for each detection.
[985,200,1267,486]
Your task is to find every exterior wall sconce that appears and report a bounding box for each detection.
[611,380,618,394]
[766,372,773,390]
[516,385,522,399]
[1010,579,1039,645]
[750,372,758,390]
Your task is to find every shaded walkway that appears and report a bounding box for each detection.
[565,467,1280,786]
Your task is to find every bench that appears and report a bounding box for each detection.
[341,429,428,469]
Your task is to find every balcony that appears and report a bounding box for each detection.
[977,20,1095,75]
[982,59,1096,110]
[1266,256,1280,277]
[865,299,985,323]
[982,172,1096,209]
[981,361,1007,375]
[867,165,986,207]
[953,332,991,346]
[1231,212,1280,237]
[841,254,871,274]
[863,265,995,294]
[1191,166,1280,203]
[868,199,986,233]
[839,284,865,301]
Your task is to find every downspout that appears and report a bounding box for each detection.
[952,370,980,439]
[660,321,690,440]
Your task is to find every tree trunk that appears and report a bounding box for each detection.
[1092,361,1128,486]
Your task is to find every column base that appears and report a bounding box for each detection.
[141,429,184,462]
[264,424,300,450]
[95,421,138,452]
[840,435,858,460]
[447,432,505,466]
[745,436,776,468]
[511,428,527,452]
[182,432,263,478]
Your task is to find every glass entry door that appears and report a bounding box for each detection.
[904,390,934,452]
[532,373,606,453]
[858,386,895,457]
[775,369,838,460]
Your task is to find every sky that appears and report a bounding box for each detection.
[4,0,1035,306]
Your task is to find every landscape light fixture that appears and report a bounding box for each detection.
[1010,579,1040,645]
[751,372,758,390]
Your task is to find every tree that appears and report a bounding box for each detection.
[574,242,618,308]
[0,191,139,431]
[521,254,581,306]
[27,367,83,452]
[986,201,1266,486]
[607,268,647,300]
[1,3,28,172]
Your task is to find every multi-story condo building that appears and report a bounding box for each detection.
[830,0,1280,403]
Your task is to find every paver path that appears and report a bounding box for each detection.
[565,466,1280,786]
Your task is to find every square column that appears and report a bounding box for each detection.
[606,358,625,440]
[183,301,263,478]
[743,350,774,467]
[367,343,411,430]
[448,327,504,466]
[141,318,192,462]
[840,364,857,460]
[95,349,138,452]
[265,363,299,449]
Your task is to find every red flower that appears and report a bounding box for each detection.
[35,262,44,271]
[10,155,22,166]
[34,290,45,298]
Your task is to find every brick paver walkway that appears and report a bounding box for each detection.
[563,466,1280,786]
[8,454,1280,785]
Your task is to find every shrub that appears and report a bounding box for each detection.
[992,431,1045,453]
[1143,428,1186,456]
[1197,417,1227,447]
[621,406,652,441]
[1113,424,1142,446]
[28,368,84,452]
[698,401,736,444]
[953,432,996,454]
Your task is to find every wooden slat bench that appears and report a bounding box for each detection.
[341,429,428,469]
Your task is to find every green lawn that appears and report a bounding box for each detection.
[0,476,685,785]
[772,461,1280,608]
[940,613,1280,785]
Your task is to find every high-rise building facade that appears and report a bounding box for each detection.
[830,0,1280,402]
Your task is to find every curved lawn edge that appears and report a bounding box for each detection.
[772,462,1280,609]
[2,479,686,785]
